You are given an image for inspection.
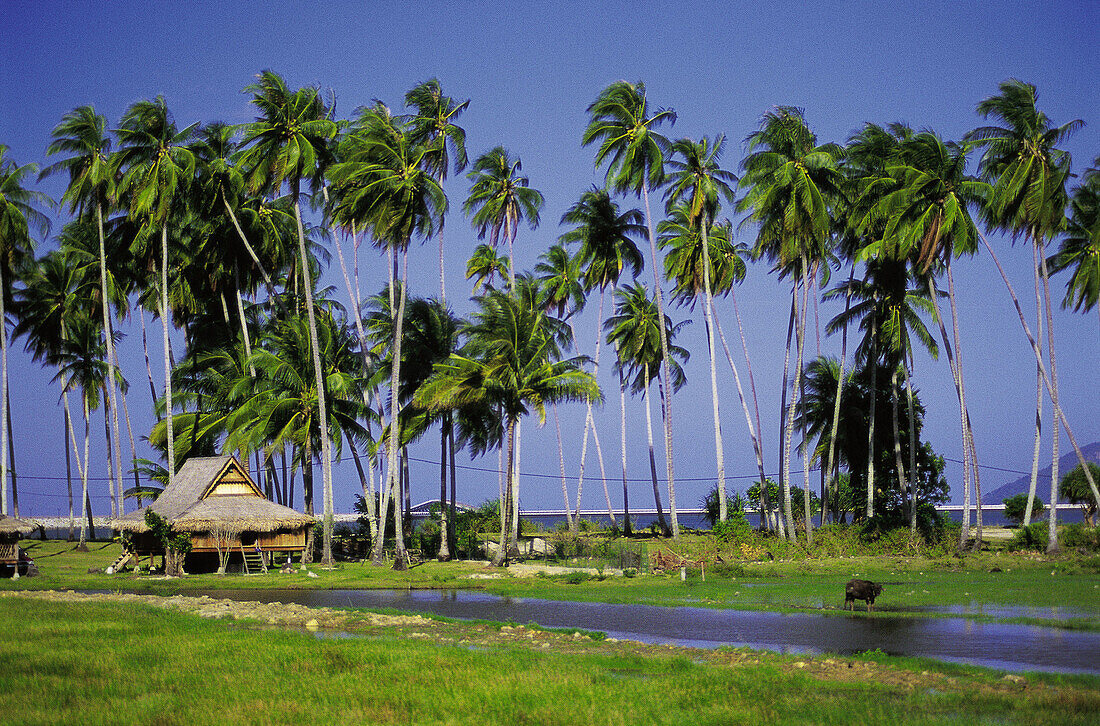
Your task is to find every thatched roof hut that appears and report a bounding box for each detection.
[0,514,37,540]
[112,455,313,555]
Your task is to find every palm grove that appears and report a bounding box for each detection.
[1,73,1098,567]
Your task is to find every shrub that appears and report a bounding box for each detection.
[1007,523,1049,552]
[1003,493,1045,525]
[1062,523,1100,551]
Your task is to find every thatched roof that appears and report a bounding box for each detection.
[0,514,37,537]
[111,455,314,534]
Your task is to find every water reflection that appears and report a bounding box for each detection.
[179,588,1100,675]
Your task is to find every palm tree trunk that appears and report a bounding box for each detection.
[783,279,806,539]
[590,293,616,527]
[824,266,854,528]
[102,397,116,520]
[618,364,631,537]
[512,425,521,545]
[1024,241,1045,526]
[6,405,16,518]
[643,362,670,536]
[0,262,7,516]
[62,380,74,541]
[139,309,157,407]
[1038,233,1062,553]
[552,404,572,530]
[714,314,770,531]
[947,266,983,549]
[78,396,91,549]
[449,424,457,553]
[380,245,410,570]
[492,418,516,567]
[778,296,796,538]
[160,223,176,485]
[347,438,376,542]
[641,181,677,537]
[438,418,450,561]
[293,189,336,567]
[902,362,919,534]
[890,365,909,522]
[700,219,726,522]
[96,202,125,518]
[865,350,878,521]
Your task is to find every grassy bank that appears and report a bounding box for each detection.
[1,595,1097,725]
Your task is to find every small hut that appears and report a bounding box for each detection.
[112,455,314,572]
[0,514,37,571]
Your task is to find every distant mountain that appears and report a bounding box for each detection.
[987,442,1100,503]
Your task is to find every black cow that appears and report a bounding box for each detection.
[844,578,883,611]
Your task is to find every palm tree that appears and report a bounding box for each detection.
[52,313,112,549]
[559,187,644,533]
[41,106,129,515]
[664,135,737,522]
[737,107,842,540]
[583,81,681,535]
[0,146,50,516]
[113,97,197,493]
[966,80,1087,552]
[1050,157,1100,330]
[405,79,469,302]
[417,285,600,566]
[328,101,445,568]
[464,147,543,290]
[826,257,938,527]
[605,283,689,537]
[465,243,510,293]
[238,71,339,565]
[14,246,95,536]
[534,243,586,529]
[398,296,460,560]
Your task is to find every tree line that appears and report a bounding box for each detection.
[0,73,1098,567]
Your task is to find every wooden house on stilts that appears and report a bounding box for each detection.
[112,455,314,573]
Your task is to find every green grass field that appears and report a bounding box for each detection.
[1,595,1097,725]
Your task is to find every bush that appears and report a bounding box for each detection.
[1003,493,1045,525]
[1062,523,1100,551]
[1007,523,1050,552]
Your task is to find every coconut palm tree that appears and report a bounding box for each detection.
[327,101,445,568]
[966,79,1088,552]
[42,105,129,514]
[534,243,587,529]
[1050,157,1100,329]
[416,284,600,566]
[559,186,644,533]
[464,147,542,290]
[664,135,737,522]
[604,283,689,537]
[465,243,510,293]
[14,245,95,536]
[237,71,339,564]
[405,79,469,302]
[737,107,842,540]
[583,80,681,535]
[113,96,197,492]
[864,130,989,543]
[0,146,50,516]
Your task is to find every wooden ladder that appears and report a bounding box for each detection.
[241,545,266,575]
[108,551,134,573]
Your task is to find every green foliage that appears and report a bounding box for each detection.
[1062,524,1100,551]
[1003,493,1045,525]
[701,486,747,528]
[1061,463,1100,525]
[1008,523,1050,552]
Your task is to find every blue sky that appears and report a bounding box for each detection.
[2,1,1098,519]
